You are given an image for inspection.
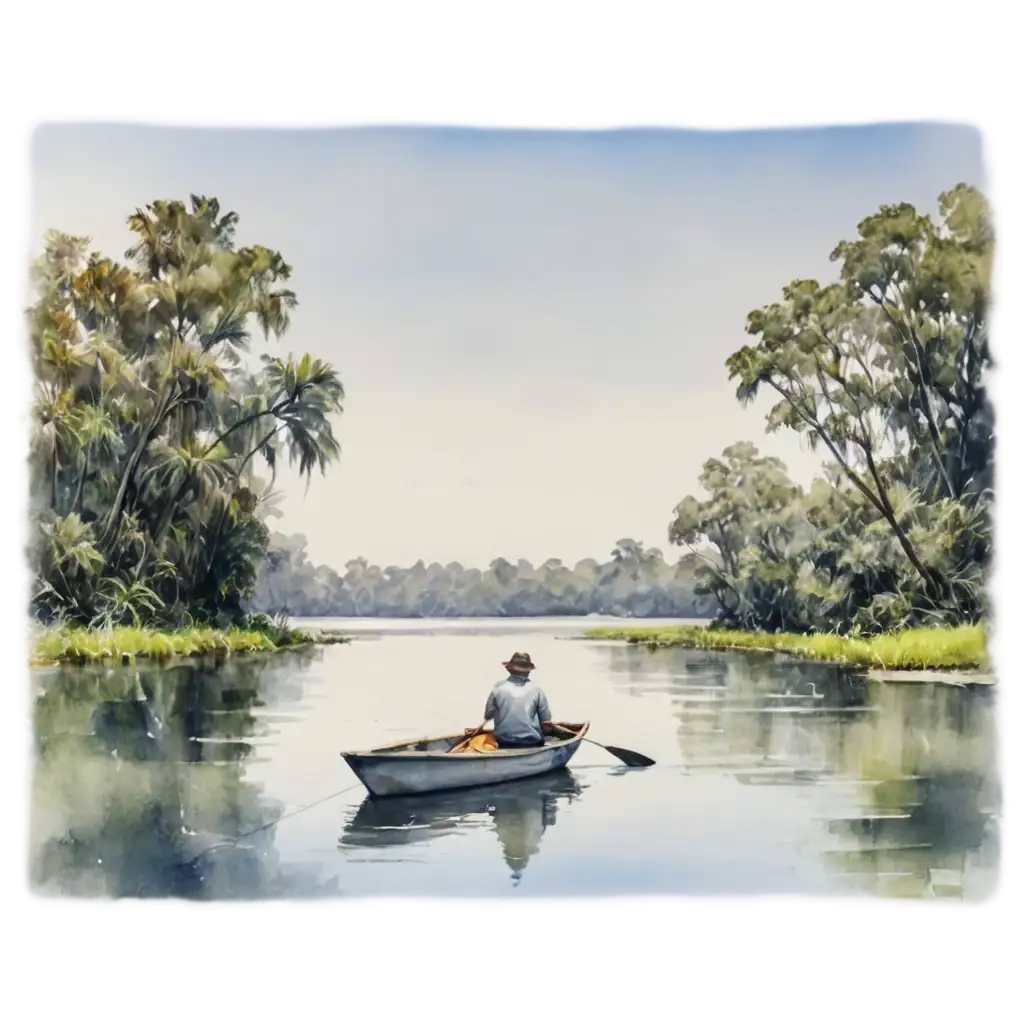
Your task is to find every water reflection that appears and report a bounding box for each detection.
[339,770,586,885]
[822,682,1000,899]
[29,623,1000,900]
[821,771,997,898]
[628,646,999,899]
[30,650,337,898]
[660,657,852,777]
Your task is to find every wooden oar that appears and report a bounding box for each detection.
[548,723,655,768]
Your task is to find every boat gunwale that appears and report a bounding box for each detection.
[341,721,589,760]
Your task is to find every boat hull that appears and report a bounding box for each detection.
[342,723,588,797]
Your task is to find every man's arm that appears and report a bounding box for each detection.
[537,690,553,732]
[484,690,497,722]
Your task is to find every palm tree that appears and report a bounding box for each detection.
[27,196,345,627]
[191,354,344,603]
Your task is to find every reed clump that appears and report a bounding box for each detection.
[583,623,987,671]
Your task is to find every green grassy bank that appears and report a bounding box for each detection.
[30,623,349,666]
[583,623,988,672]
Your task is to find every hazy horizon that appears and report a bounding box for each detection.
[30,124,985,569]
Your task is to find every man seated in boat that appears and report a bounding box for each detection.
[484,652,555,749]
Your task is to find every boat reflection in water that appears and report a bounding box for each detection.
[338,770,586,884]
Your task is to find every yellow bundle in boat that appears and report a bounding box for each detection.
[451,732,499,754]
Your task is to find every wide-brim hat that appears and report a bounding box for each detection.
[503,652,536,672]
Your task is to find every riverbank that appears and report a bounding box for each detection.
[30,623,350,666]
[583,623,989,672]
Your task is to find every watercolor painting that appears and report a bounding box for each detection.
[26,124,997,899]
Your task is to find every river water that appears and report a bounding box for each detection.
[29,617,1000,899]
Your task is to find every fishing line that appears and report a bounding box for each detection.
[180,780,365,867]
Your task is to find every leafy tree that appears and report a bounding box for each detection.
[669,443,810,631]
[28,196,345,626]
[662,184,991,634]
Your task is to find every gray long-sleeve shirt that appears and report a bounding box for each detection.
[484,674,552,744]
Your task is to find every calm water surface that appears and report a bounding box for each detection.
[30,617,999,898]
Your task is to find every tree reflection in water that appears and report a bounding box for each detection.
[30,649,337,899]
[824,680,999,899]
[31,638,998,899]
[339,770,586,885]
[658,646,998,899]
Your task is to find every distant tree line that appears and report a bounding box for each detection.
[669,184,993,635]
[250,535,716,618]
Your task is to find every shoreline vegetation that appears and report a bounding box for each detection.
[658,185,992,644]
[29,198,345,644]
[34,620,989,673]
[30,622,349,667]
[583,623,989,674]
[575,184,994,683]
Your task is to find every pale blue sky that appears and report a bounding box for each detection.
[30,124,985,568]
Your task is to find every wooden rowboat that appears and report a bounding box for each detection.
[341,722,589,798]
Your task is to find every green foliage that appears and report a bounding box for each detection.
[584,624,988,671]
[673,184,992,635]
[28,196,345,628]
[30,617,348,665]
[32,625,280,663]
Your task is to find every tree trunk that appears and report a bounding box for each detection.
[101,381,182,542]
[152,474,195,551]
[769,380,951,605]
[72,448,89,515]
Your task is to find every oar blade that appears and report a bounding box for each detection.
[602,745,656,768]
